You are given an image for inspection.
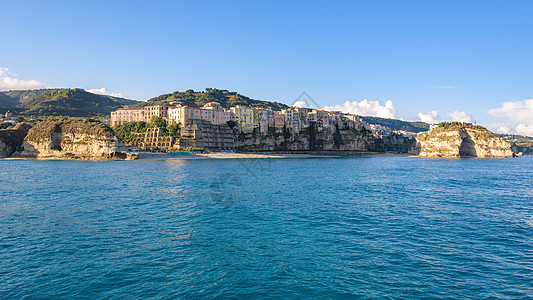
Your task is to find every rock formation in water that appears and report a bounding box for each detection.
[17,119,134,160]
[0,123,32,158]
[410,122,514,158]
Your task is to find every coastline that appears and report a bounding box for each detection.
[1,151,418,161]
[137,151,415,160]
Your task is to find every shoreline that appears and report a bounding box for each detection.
[135,151,415,160]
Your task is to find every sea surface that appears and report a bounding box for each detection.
[1,156,532,299]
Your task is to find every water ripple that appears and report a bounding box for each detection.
[1,157,532,298]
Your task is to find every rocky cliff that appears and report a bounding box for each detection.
[0,123,32,158]
[235,121,392,152]
[18,119,132,159]
[410,123,514,158]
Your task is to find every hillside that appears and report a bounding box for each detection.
[140,88,289,111]
[0,88,138,117]
[496,133,533,155]
[360,116,430,133]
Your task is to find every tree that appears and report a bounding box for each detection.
[165,121,180,136]
[149,116,167,128]
[226,120,237,129]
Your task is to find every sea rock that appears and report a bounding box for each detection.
[410,123,514,158]
[18,119,133,160]
[0,123,32,158]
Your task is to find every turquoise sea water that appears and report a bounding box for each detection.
[1,156,532,299]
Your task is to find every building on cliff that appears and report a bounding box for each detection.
[110,103,394,152]
[111,103,230,127]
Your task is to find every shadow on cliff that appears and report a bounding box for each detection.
[459,130,478,157]
[0,123,32,158]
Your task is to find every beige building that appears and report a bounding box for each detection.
[110,105,169,126]
[274,111,285,129]
[230,106,258,132]
[111,103,230,127]
[110,107,144,126]
[167,102,230,126]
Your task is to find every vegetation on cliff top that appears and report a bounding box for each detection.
[0,88,138,117]
[431,122,497,138]
[140,88,289,111]
[26,118,116,143]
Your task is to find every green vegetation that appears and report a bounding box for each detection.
[360,116,430,133]
[112,121,148,144]
[140,88,289,111]
[0,88,138,117]
[0,123,13,130]
[25,117,115,143]
[112,117,181,144]
[226,120,237,129]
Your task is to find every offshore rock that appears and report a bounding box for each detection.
[410,122,514,158]
[18,119,130,160]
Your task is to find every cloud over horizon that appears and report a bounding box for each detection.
[323,99,397,118]
[418,111,440,123]
[87,88,133,99]
[489,99,533,137]
[0,67,50,91]
[447,110,473,123]
[292,100,311,108]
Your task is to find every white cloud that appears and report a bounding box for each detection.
[87,88,132,99]
[292,100,311,108]
[488,99,533,137]
[447,110,473,123]
[488,99,533,123]
[0,67,50,91]
[323,99,397,118]
[496,126,511,134]
[515,124,533,137]
[418,110,440,123]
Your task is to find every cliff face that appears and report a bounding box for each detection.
[18,119,130,159]
[0,123,32,158]
[235,123,382,152]
[411,123,514,158]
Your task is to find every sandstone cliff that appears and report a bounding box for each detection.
[18,119,132,160]
[0,123,32,158]
[234,120,412,152]
[410,123,514,158]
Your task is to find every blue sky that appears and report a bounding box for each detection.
[1,1,532,135]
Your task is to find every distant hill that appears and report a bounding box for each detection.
[495,133,533,145]
[0,89,139,117]
[140,88,289,111]
[360,116,430,133]
[496,133,533,154]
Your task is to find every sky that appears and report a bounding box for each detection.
[1,0,532,136]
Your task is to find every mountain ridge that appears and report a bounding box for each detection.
[0,88,139,117]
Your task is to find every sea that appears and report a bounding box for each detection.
[1,156,532,299]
